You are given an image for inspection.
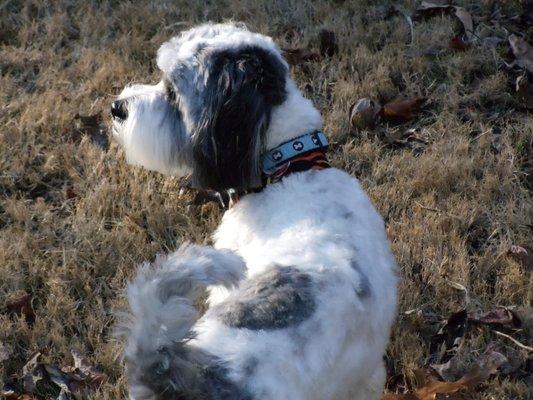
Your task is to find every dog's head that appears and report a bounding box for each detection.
[112,23,293,192]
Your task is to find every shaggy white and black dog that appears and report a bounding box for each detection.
[112,23,397,400]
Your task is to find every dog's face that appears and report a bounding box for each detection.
[111,23,288,191]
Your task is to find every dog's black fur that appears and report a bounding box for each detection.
[191,46,287,192]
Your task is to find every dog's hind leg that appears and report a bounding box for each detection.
[117,243,249,399]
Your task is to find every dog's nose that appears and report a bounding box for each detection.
[111,100,128,120]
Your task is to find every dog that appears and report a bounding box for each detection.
[112,23,397,400]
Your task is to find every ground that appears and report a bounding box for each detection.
[0,0,531,399]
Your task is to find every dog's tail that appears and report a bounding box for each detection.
[117,243,246,399]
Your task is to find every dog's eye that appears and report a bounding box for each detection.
[164,79,177,102]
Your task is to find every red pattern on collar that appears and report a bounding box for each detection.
[227,149,330,208]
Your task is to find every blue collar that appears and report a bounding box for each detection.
[262,131,329,175]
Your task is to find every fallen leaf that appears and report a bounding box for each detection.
[0,390,18,400]
[4,350,108,399]
[349,98,381,130]
[508,34,533,73]
[412,3,474,41]
[66,113,109,151]
[453,7,474,41]
[383,350,506,399]
[22,352,43,393]
[381,97,428,122]
[70,349,107,389]
[484,342,527,376]
[6,293,36,325]
[508,244,533,271]
[282,48,320,65]
[412,2,452,21]
[515,74,533,110]
[388,5,414,44]
[318,29,338,58]
[449,36,468,51]
[380,128,428,148]
[468,307,521,328]
[431,355,464,381]
[431,309,467,360]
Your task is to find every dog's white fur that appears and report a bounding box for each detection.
[113,23,397,400]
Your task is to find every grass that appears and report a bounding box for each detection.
[0,0,531,398]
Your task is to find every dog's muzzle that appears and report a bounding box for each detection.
[111,99,128,121]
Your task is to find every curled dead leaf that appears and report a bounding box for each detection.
[282,48,320,65]
[508,35,533,74]
[453,7,474,41]
[390,5,414,45]
[412,3,474,41]
[381,97,428,122]
[4,350,108,399]
[431,309,467,358]
[383,350,506,400]
[349,98,381,130]
[468,307,522,328]
[70,349,108,389]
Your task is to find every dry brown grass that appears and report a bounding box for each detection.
[0,0,531,399]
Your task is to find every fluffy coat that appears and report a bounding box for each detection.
[112,22,398,400]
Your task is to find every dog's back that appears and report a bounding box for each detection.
[113,23,397,400]
[194,168,397,399]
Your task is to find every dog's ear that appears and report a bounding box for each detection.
[191,46,287,191]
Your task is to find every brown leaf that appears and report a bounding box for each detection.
[485,342,527,376]
[383,351,506,400]
[381,97,428,122]
[381,128,428,148]
[319,29,338,58]
[70,349,107,389]
[468,307,521,328]
[6,293,36,325]
[389,5,414,45]
[349,98,381,130]
[412,2,453,22]
[282,48,320,65]
[0,391,19,400]
[431,356,464,382]
[412,3,473,41]
[508,244,533,271]
[66,113,109,151]
[453,7,474,41]
[508,35,533,74]
[431,310,467,358]
[449,36,468,51]
[43,363,83,394]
